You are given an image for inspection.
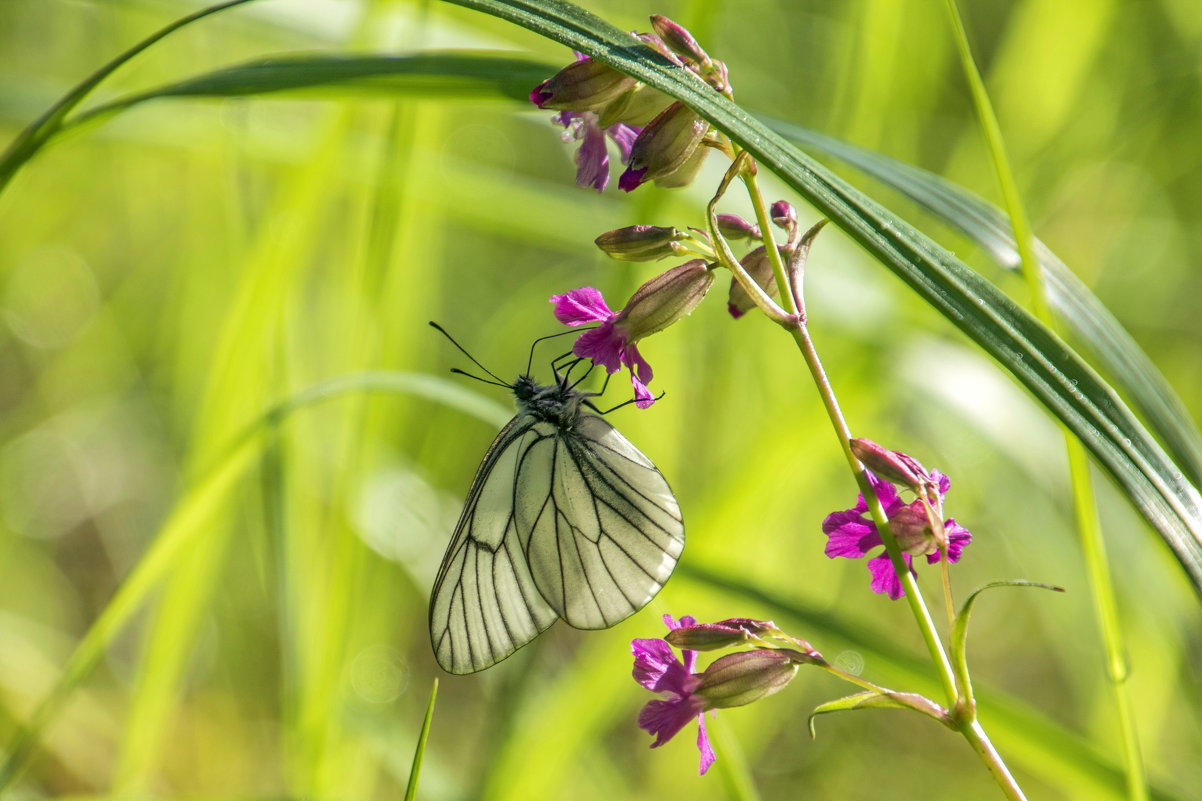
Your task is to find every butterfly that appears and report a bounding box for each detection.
[428,325,685,674]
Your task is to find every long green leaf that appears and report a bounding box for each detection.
[768,118,1202,488]
[441,0,1202,594]
[0,0,264,195]
[62,52,555,132]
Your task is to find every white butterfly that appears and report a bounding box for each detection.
[428,346,685,674]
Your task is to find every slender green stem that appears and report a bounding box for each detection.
[740,168,799,317]
[404,679,439,801]
[961,719,1028,801]
[943,3,1146,799]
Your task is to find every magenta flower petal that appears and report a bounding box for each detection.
[572,322,624,373]
[696,713,716,775]
[529,81,554,108]
[926,519,972,565]
[624,341,656,408]
[868,552,912,600]
[822,514,881,558]
[632,638,697,696]
[638,696,707,748]
[551,287,614,326]
[619,165,649,192]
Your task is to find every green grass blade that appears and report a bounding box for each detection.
[404,679,439,801]
[63,52,557,132]
[0,371,505,792]
[0,0,263,196]
[765,117,1202,488]
[442,0,1202,595]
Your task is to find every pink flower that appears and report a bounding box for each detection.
[551,263,714,409]
[552,110,640,192]
[822,468,972,599]
[551,287,656,407]
[632,615,716,775]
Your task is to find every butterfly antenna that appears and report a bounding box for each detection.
[449,367,509,388]
[430,321,507,384]
[526,326,594,376]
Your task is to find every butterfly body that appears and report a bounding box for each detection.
[429,372,684,674]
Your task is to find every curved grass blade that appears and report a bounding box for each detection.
[63,52,557,132]
[766,118,1202,487]
[405,679,439,801]
[0,372,508,792]
[0,0,264,196]
[442,0,1202,594]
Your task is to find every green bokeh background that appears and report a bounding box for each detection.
[1,0,1200,798]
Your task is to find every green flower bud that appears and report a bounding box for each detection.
[530,57,637,112]
[696,650,800,709]
[850,438,935,495]
[617,259,715,341]
[727,245,789,319]
[716,214,761,241]
[665,618,777,651]
[650,15,713,70]
[619,102,710,191]
[594,225,686,261]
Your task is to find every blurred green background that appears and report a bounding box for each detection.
[1,0,1200,798]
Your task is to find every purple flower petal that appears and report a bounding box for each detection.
[926,518,972,565]
[696,713,716,775]
[632,638,697,696]
[638,696,706,748]
[573,321,624,373]
[822,514,882,558]
[551,287,614,326]
[529,81,553,108]
[619,165,649,192]
[608,123,641,162]
[867,552,912,599]
[623,341,656,408]
[575,117,610,191]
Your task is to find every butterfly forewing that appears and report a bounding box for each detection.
[429,377,684,674]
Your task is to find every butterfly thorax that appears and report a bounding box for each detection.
[512,375,582,429]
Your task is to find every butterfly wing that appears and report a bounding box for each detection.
[429,415,559,674]
[517,412,685,629]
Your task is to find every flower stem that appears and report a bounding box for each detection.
[943,2,1146,798]
[960,719,1029,801]
[730,163,963,708]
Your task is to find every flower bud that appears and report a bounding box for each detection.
[850,439,934,494]
[650,15,713,70]
[695,650,800,709]
[619,101,710,192]
[888,503,940,556]
[770,200,797,231]
[594,225,686,261]
[666,618,777,651]
[530,57,637,112]
[617,259,715,340]
[727,245,789,319]
[716,214,761,241]
[652,143,709,189]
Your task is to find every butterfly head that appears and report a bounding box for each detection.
[512,374,583,427]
